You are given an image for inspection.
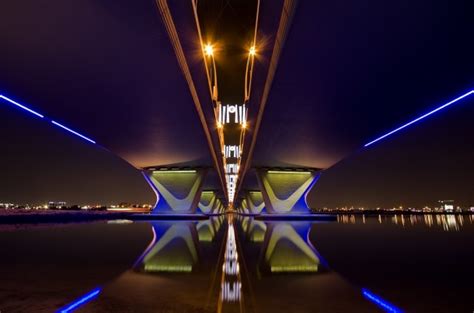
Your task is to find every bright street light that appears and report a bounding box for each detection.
[205,44,214,56]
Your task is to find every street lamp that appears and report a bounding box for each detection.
[249,46,256,56]
[205,44,214,56]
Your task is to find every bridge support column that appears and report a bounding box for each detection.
[211,197,225,214]
[256,169,321,214]
[240,198,250,214]
[198,190,217,214]
[143,168,207,214]
[245,190,265,215]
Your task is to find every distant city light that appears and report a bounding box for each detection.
[0,94,44,118]
[364,90,474,147]
[51,120,96,144]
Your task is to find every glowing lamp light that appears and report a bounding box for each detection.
[364,90,474,147]
[57,288,101,313]
[204,44,214,57]
[249,46,256,56]
[218,103,247,125]
[224,145,240,158]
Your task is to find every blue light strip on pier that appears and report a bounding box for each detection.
[362,289,402,313]
[51,120,96,144]
[57,287,101,313]
[364,90,474,147]
[141,171,160,212]
[0,94,44,118]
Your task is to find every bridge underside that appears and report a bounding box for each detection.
[1,0,472,217]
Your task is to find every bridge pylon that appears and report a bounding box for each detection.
[256,168,321,214]
[212,197,225,214]
[197,190,217,214]
[244,190,265,215]
[143,168,208,214]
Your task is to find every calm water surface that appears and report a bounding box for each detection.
[0,214,473,312]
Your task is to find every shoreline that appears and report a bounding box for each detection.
[0,209,471,225]
[0,210,133,224]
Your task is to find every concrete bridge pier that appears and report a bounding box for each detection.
[256,169,321,214]
[245,190,266,215]
[240,198,250,214]
[212,197,225,214]
[197,190,217,214]
[143,168,208,215]
[198,190,226,215]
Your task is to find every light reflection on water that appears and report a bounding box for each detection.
[218,216,242,312]
[0,213,473,312]
[62,215,381,312]
[337,213,472,231]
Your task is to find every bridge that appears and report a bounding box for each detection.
[1,0,473,216]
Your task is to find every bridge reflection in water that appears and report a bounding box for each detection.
[70,215,399,312]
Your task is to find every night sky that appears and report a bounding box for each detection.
[1,92,473,207]
[309,94,474,208]
[0,0,473,207]
[0,105,154,206]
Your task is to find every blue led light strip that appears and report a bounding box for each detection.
[364,90,474,147]
[0,94,44,118]
[57,287,101,313]
[362,289,402,313]
[51,120,96,144]
[0,93,97,144]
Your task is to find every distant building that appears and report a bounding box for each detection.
[438,200,454,212]
[48,201,67,209]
